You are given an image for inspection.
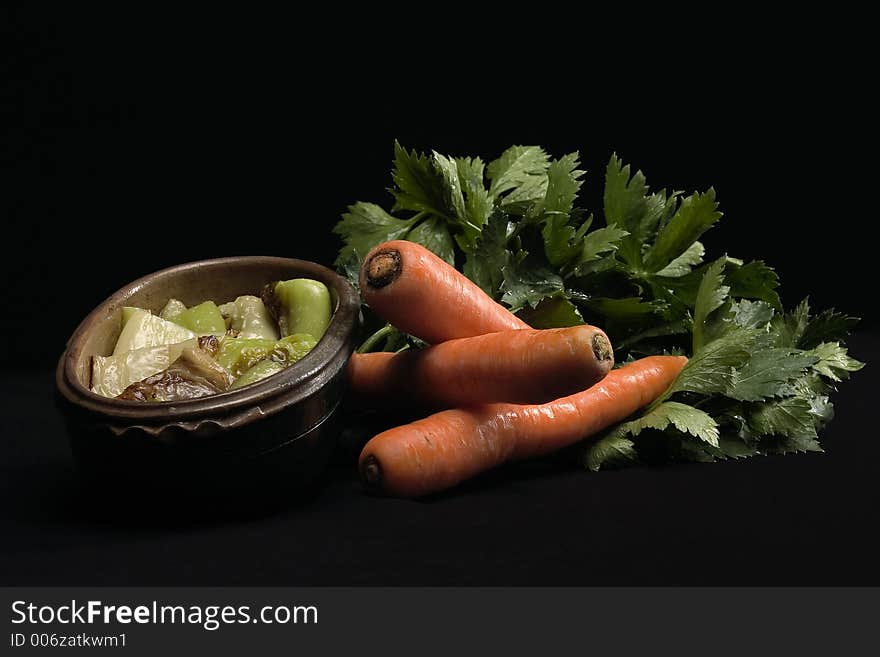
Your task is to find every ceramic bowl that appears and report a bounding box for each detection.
[55,256,360,503]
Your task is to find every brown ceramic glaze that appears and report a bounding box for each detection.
[55,257,360,501]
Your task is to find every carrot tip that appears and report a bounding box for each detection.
[365,250,402,288]
[361,454,384,491]
[591,333,613,362]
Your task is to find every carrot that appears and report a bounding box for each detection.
[358,355,687,498]
[347,325,614,409]
[359,240,530,343]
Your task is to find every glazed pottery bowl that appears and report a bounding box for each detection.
[55,256,360,503]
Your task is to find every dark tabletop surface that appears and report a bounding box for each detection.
[2,333,877,587]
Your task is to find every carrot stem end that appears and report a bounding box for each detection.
[366,250,402,288]
[361,455,384,491]
[592,333,613,362]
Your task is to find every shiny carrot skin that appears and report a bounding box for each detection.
[347,326,614,409]
[359,355,687,498]
[359,240,530,343]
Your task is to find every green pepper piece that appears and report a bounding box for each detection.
[216,337,277,377]
[218,295,279,340]
[264,279,331,340]
[230,359,285,389]
[171,301,227,335]
[270,333,318,364]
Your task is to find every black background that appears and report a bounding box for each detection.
[3,12,876,370]
[2,11,877,585]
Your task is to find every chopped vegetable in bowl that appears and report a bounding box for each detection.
[90,279,332,401]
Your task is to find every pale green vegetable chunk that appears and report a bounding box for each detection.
[271,333,318,363]
[91,339,195,398]
[159,298,187,321]
[265,279,331,340]
[230,359,285,389]
[121,306,141,327]
[217,333,317,380]
[113,309,196,355]
[218,295,279,340]
[170,301,226,335]
[216,337,277,377]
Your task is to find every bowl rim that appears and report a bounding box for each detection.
[56,255,360,421]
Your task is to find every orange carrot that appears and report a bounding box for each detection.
[359,240,530,343]
[347,325,614,409]
[358,355,687,498]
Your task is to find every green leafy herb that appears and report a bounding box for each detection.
[731,299,774,329]
[582,427,638,472]
[487,145,550,208]
[725,261,782,311]
[809,342,865,382]
[654,241,705,277]
[643,189,722,273]
[747,396,820,448]
[516,296,584,329]
[405,217,456,265]
[463,213,511,297]
[691,259,729,352]
[500,256,565,312]
[667,328,755,397]
[727,348,817,401]
[798,302,860,349]
[622,401,720,447]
